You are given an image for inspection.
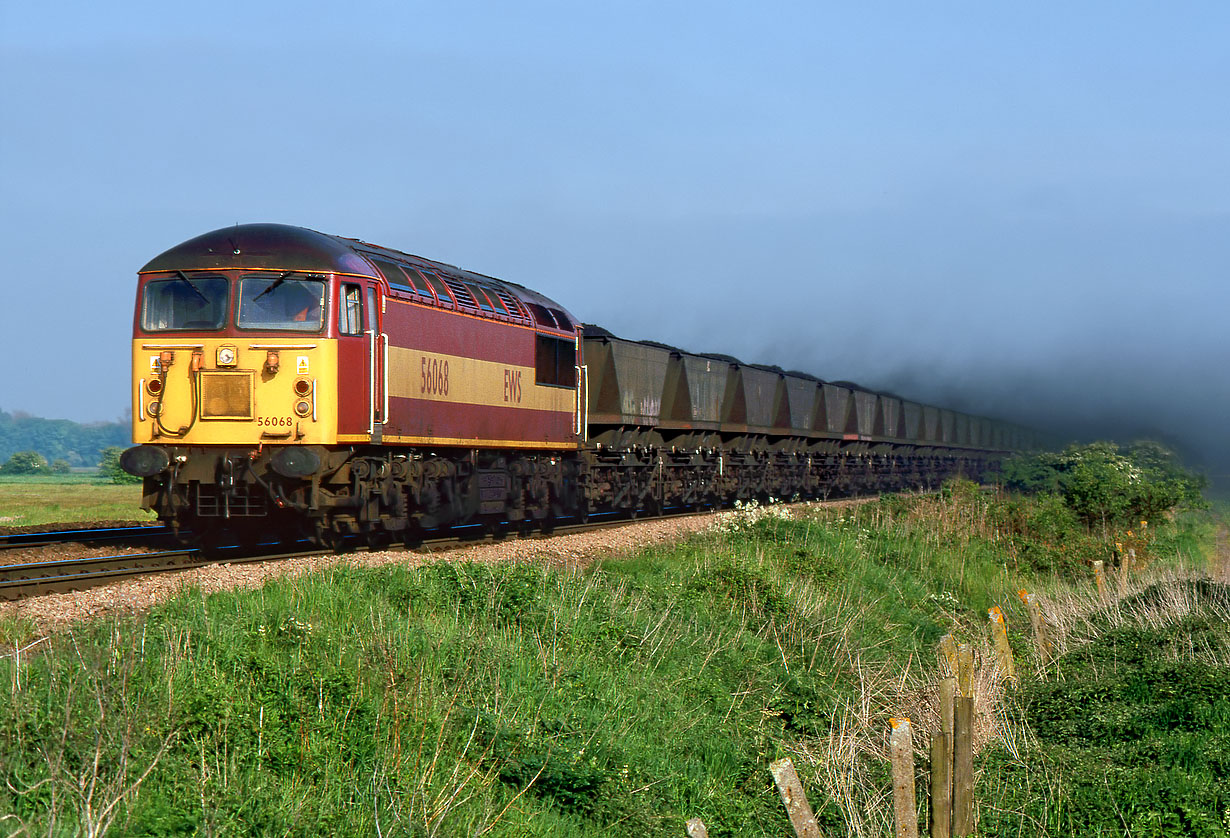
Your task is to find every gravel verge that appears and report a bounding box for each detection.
[1,514,720,634]
[1,499,874,635]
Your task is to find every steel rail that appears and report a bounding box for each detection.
[0,525,174,551]
[0,545,325,602]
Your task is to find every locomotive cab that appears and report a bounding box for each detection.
[130,270,344,450]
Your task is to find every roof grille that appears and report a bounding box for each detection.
[492,287,526,318]
[441,277,477,308]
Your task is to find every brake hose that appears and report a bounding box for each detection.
[153,364,200,438]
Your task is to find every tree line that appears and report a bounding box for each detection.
[0,408,133,480]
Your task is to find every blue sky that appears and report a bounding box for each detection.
[2,2,1227,470]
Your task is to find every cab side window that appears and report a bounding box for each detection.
[366,287,379,331]
[535,335,577,387]
[339,285,363,335]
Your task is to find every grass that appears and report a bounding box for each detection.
[977,575,1230,837]
[0,474,152,527]
[0,486,1219,836]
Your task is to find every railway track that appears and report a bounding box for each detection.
[0,524,175,551]
[0,511,708,602]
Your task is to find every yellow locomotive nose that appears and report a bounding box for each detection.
[132,338,336,447]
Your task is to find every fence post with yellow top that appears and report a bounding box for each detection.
[988,607,1015,681]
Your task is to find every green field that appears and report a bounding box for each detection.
[0,474,153,527]
[1,475,1223,837]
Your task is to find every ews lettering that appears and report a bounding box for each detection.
[503,369,522,403]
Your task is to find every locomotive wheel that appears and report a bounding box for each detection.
[317,523,346,553]
[364,527,392,551]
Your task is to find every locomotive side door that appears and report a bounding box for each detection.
[336,280,374,440]
[365,284,387,442]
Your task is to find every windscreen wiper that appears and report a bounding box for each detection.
[173,270,209,304]
[253,271,296,302]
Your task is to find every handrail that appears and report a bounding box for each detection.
[365,328,375,434]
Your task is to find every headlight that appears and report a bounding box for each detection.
[217,345,237,367]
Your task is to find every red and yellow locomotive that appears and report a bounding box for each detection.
[122,223,584,543]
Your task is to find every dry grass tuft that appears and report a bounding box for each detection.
[1027,563,1230,670]
[781,637,1015,836]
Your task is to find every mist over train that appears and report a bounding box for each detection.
[562,205,1227,488]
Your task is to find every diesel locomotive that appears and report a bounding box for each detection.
[120,223,1042,544]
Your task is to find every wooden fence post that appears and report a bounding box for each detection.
[952,696,975,837]
[938,677,956,740]
[987,607,1015,681]
[685,817,709,838]
[929,729,951,838]
[1121,548,1135,590]
[931,677,956,838]
[1018,589,1050,663]
[890,718,919,838]
[770,758,823,838]
[1093,559,1106,596]
[938,634,959,676]
[956,644,974,699]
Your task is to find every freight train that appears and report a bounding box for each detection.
[120,224,1043,545]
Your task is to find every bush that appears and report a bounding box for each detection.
[1001,441,1206,533]
[49,459,71,474]
[0,450,48,474]
[98,446,142,484]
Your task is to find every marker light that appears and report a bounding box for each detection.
[294,400,312,417]
[146,379,163,396]
[217,345,237,367]
[294,379,312,397]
